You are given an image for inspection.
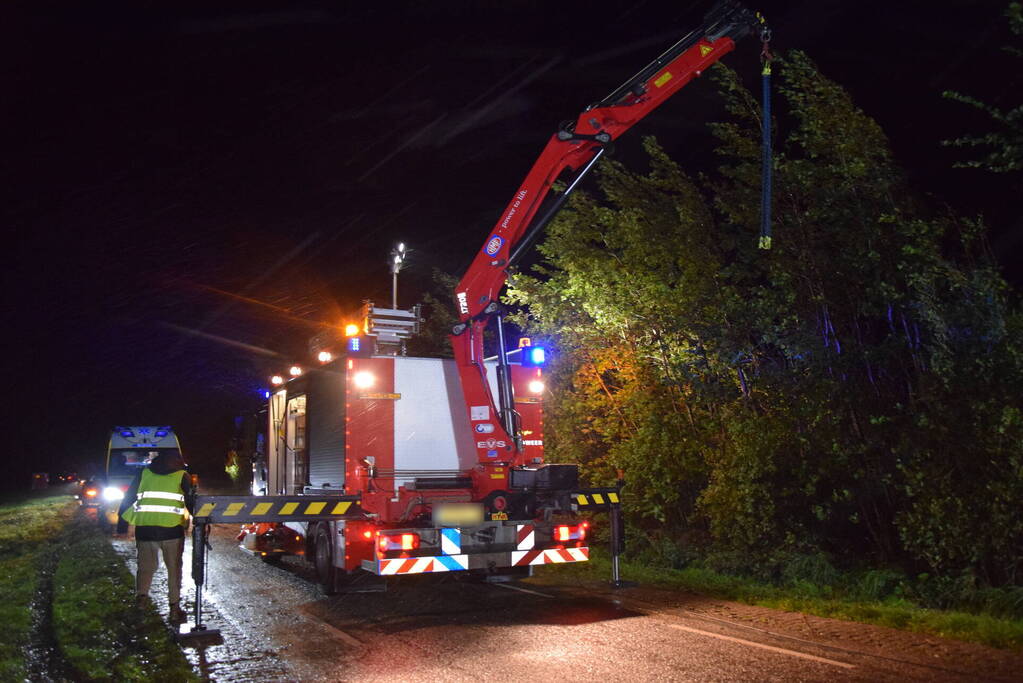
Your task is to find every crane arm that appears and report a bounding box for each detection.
[450,1,768,472]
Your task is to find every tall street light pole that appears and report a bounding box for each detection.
[390,242,406,309]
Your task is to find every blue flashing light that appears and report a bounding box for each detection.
[263,390,271,399]
[348,337,361,352]
[120,430,134,438]
[527,346,546,366]
[154,430,168,437]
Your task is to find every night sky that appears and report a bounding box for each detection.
[6,0,1019,487]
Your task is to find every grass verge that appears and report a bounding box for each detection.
[0,493,75,680]
[52,512,198,681]
[531,550,1023,651]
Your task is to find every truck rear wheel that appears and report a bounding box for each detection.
[314,525,338,595]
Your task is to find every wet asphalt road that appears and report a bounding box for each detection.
[113,525,1021,682]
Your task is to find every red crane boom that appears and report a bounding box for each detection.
[450,1,768,495]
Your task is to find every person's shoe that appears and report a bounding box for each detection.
[168,605,187,622]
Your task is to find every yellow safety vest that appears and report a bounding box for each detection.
[122,469,188,528]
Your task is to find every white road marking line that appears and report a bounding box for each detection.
[491,583,554,598]
[297,604,364,650]
[665,623,857,669]
[319,620,365,650]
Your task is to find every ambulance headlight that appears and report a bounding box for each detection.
[103,486,125,502]
[353,371,375,389]
[528,380,545,394]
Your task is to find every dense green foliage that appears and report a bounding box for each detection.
[52,514,197,682]
[508,51,1023,592]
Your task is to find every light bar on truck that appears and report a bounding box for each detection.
[520,345,546,366]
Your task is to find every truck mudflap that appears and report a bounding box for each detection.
[360,521,590,575]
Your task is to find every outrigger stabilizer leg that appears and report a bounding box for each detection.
[177,520,223,644]
[575,471,635,588]
[608,472,635,589]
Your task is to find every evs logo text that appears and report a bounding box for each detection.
[477,439,507,449]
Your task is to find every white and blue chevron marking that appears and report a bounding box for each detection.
[441,527,461,555]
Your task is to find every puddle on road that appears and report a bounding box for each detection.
[111,531,637,681]
[308,576,643,638]
[112,537,291,681]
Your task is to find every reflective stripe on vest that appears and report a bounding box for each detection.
[139,490,185,503]
[135,505,187,515]
[124,469,188,528]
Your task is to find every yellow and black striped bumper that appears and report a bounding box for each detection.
[573,488,621,508]
[192,495,363,523]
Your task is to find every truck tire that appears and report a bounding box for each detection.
[314,525,338,595]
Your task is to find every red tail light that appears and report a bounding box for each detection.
[377,532,420,554]
[84,489,98,498]
[555,524,586,542]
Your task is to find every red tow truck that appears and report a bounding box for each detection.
[187,0,768,632]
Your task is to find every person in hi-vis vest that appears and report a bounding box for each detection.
[119,451,194,621]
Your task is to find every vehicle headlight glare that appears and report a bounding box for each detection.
[102,486,125,502]
[353,371,375,389]
[528,380,545,394]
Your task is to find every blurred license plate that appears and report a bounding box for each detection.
[433,503,484,527]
